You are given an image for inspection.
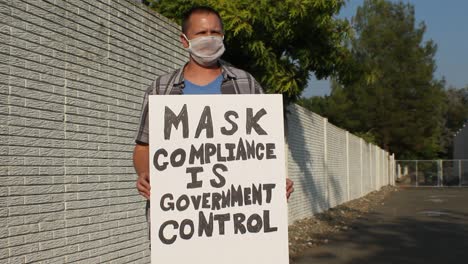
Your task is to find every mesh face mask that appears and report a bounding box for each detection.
[183,34,225,66]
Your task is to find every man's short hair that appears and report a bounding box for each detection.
[181,6,223,34]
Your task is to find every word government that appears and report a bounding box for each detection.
[160,183,277,212]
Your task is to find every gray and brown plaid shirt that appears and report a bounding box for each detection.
[134,62,264,145]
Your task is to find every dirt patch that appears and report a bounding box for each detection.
[288,185,399,262]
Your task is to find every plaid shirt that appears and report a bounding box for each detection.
[135,63,264,144]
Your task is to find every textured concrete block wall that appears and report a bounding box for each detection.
[287,105,394,223]
[326,124,347,208]
[286,105,328,221]
[362,142,372,194]
[348,134,362,200]
[0,0,187,263]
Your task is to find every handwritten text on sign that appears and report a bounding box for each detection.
[149,95,288,264]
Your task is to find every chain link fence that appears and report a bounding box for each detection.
[396,160,468,187]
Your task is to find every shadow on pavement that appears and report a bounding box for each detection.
[292,188,468,264]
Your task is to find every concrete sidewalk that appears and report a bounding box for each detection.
[293,188,468,264]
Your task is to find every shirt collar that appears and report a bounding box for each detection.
[173,61,237,88]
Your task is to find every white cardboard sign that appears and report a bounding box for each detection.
[148,95,288,264]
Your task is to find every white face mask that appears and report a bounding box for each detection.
[183,34,225,66]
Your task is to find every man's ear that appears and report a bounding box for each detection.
[180,34,189,48]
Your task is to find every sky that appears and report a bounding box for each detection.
[302,0,468,98]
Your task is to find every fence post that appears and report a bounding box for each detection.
[383,150,386,186]
[388,153,391,185]
[388,154,391,185]
[392,154,396,185]
[373,146,376,190]
[382,150,385,186]
[375,146,378,190]
[397,163,401,179]
[346,131,350,201]
[415,160,418,187]
[369,144,372,191]
[376,147,380,189]
[459,160,462,187]
[360,138,363,196]
[390,154,393,185]
[438,160,443,187]
[324,118,329,209]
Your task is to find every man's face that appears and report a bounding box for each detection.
[181,12,223,48]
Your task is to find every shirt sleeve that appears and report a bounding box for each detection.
[254,77,265,94]
[247,72,264,94]
[134,89,150,145]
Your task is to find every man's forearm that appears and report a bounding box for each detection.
[133,144,149,176]
[134,144,150,199]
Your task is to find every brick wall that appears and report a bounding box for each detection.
[0,0,186,263]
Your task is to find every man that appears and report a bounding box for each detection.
[133,6,293,213]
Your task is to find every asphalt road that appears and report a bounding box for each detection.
[293,187,468,264]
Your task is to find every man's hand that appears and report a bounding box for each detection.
[133,143,150,200]
[286,178,294,200]
[137,173,150,199]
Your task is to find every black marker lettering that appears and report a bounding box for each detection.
[176,195,190,211]
[204,143,216,164]
[236,137,247,160]
[186,167,203,189]
[233,213,246,234]
[195,106,213,139]
[160,193,174,211]
[266,143,277,159]
[247,213,263,233]
[256,143,265,160]
[211,163,227,188]
[214,213,231,235]
[252,183,262,205]
[246,108,267,135]
[153,148,168,171]
[159,220,178,244]
[164,105,188,140]
[189,144,204,165]
[179,219,194,240]
[263,210,278,232]
[170,148,186,167]
[198,211,214,237]
[221,110,239,135]
[263,184,276,203]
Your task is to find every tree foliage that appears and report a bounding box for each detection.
[301,0,447,159]
[445,86,468,133]
[145,0,351,102]
[440,86,468,157]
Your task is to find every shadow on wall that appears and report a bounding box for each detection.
[286,105,343,221]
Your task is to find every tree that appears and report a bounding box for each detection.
[145,0,352,102]
[353,0,447,159]
[445,86,468,132]
[302,0,446,159]
[350,0,446,159]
